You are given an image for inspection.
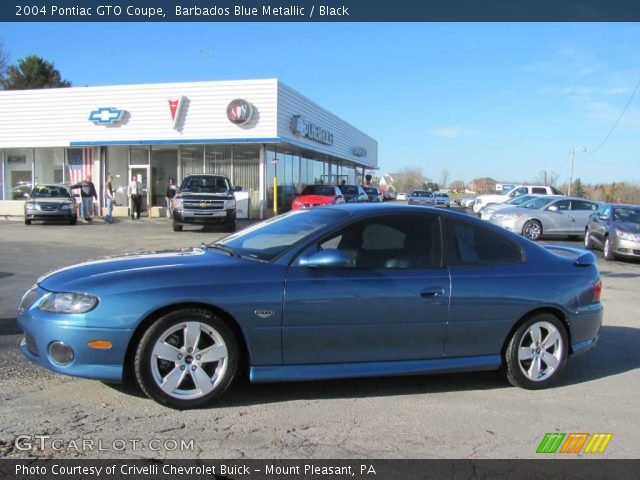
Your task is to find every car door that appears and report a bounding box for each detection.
[570,200,599,235]
[282,213,450,364]
[591,205,611,246]
[541,199,573,234]
[444,218,529,357]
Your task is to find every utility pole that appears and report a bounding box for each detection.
[544,170,547,186]
[568,146,586,196]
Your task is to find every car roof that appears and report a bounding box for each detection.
[608,203,640,208]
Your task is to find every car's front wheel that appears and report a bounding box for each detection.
[24,217,31,225]
[522,220,542,241]
[584,229,594,249]
[603,236,615,261]
[504,313,568,389]
[172,220,183,232]
[134,309,239,409]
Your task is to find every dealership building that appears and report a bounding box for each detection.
[0,78,377,218]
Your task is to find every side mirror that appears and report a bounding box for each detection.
[599,215,608,221]
[234,186,243,192]
[300,249,350,269]
[547,205,558,212]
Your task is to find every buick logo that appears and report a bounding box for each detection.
[226,99,254,125]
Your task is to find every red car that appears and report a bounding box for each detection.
[291,185,345,210]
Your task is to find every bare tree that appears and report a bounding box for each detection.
[532,170,559,186]
[0,40,8,86]
[440,169,450,189]
[393,167,425,193]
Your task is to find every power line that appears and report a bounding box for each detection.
[585,79,640,157]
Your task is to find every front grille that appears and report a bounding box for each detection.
[183,200,225,210]
[24,333,38,357]
[39,203,58,212]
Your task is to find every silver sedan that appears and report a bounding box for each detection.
[488,196,600,241]
[408,190,436,206]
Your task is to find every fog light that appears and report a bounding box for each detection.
[48,341,74,365]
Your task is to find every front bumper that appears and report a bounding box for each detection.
[17,287,132,382]
[611,237,640,258]
[173,209,236,225]
[25,209,75,221]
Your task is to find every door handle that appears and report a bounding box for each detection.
[420,287,445,298]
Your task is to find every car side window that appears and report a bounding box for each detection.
[318,215,441,269]
[531,187,547,194]
[554,200,571,211]
[446,220,523,267]
[603,206,612,219]
[516,187,528,196]
[572,200,597,211]
[596,205,606,216]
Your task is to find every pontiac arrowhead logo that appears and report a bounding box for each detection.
[88,107,125,125]
[168,96,186,130]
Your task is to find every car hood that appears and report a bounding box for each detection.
[30,197,74,204]
[613,221,640,232]
[296,194,335,204]
[492,206,530,216]
[37,247,240,292]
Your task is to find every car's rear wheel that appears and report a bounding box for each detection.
[522,220,542,241]
[172,220,183,232]
[134,309,239,409]
[584,230,594,249]
[504,313,568,389]
[603,236,615,261]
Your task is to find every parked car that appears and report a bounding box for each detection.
[291,185,344,210]
[460,195,478,208]
[364,186,383,203]
[434,192,451,207]
[584,203,640,261]
[396,192,407,201]
[488,196,600,241]
[383,191,397,201]
[473,185,564,214]
[12,182,33,200]
[479,194,540,221]
[408,190,436,206]
[23,184,77,225]
[338,184,369,203]
[17,204,602,408]
[172,174,239,232]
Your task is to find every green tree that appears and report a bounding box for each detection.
[572,178,585,198]
[0,40,8,86]
[1,55,71,90]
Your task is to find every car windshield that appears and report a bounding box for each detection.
[436,193,448,198]
[614,208,640,224]
[213,208,349,261]
[180,175,231,193]
[339,185,359,195]
[520,197,555,209]
[301,185,335,196]
[364,187,378,194]
[30,185,71,198]
[411,191,432,197]
[506,195,534,205]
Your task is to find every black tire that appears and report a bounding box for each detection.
[172,220,183,232]
[24,218,31,225]
[134,308,239,409]
[225,221,237,233]
[603,236,615,261]
[504,313,568,390]
[522,220,543,241]
[584,229,594,249]
[69,216,77,225]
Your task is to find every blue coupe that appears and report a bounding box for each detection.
[18,204,603,409]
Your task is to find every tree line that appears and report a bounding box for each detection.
[0,40,71,90]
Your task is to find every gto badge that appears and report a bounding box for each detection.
[254,309,275,319]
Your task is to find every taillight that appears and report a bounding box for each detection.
[593,278,602,303]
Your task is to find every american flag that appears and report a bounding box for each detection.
[67,148,93,185]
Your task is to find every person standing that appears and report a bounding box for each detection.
[71,174,98,223]
[104,174,115,224]
[165,178,177,219]
[128,174,142,220]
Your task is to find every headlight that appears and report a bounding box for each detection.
[26,202,38,210]
[615,228,639,241]
[225,199,236,209]
[495,213,522,221]
[173,197,183,209]
[38,292,99,314]
[60,203,72,210]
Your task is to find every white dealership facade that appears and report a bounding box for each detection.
[0,78,377,218]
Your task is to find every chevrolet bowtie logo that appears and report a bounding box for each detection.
[89,107,126,125]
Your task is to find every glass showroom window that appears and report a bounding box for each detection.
[4,149,34,200]
[180,146,204,177]
[34,148,65,185]
[205,145,232,179]
[106,146,130,206]
[232,145,259,191]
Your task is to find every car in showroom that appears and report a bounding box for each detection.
[584,203,640,261]
[434,192,451,207]
[488,196,600,241]
[172,174,239,232]
[408,190,436,206]
[364,186,384,203]
[291,185,345,210]
[18,204,602,408]
[473,185,564,214]
[338,184,369,203]
[24,184,78,225]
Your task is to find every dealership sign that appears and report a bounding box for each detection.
[353,146,368,157]
[88,107,126,125]
[226,99,254,125]
[290,115,334,146]
[168,96,186,130]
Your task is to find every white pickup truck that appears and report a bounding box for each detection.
[472,185,563,214]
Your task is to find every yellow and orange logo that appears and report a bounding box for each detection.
[537,433,612,454]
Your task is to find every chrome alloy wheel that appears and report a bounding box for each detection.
[523,221,542,241]
[517,321,564,382]
[150,321,228,400]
